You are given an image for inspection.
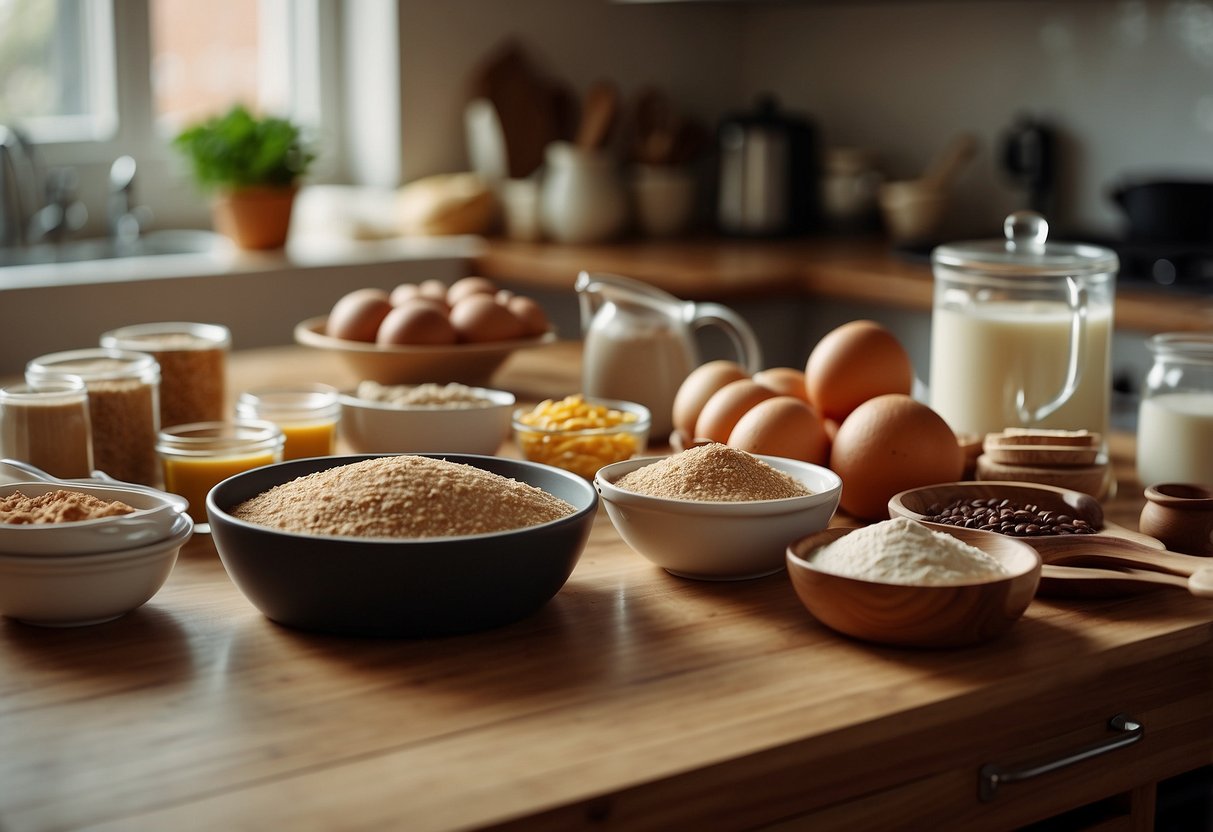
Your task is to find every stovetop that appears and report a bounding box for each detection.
[1062,234,1213,295]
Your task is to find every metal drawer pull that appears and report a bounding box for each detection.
[979,714,1143,802]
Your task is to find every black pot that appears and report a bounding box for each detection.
[1110,180,1213,244]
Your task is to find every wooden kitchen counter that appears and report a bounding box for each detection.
[472,236,1213,335]
[2,342,1210,831]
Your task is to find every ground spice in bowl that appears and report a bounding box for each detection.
[0,489,136,524]
[614,443,813,502]
[230,455,575,538]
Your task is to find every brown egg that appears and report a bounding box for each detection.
[376,300,457,346]
[447,276,498,306]
[449,294,526,343]
[417,279,451,305]
[727,396,830,465]
[805,320,913,422]
[694,379,777,444]
[506,295,550,336]
[672,361,751,441]
[829,394,963,521]
[389,283,420,306]
[753,367,811,403]
[326,288,392,342]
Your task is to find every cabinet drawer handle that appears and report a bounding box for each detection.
[979,714,1143,802]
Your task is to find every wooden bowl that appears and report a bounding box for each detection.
[786,525,1041,648]
[294,316,556,385]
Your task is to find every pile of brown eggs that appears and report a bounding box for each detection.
[673,320,964,520]
[325,277,550,346]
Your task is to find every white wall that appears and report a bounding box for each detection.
[390,0,1213,240]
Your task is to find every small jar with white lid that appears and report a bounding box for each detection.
[100,322,231,429]
[26,349,161,485]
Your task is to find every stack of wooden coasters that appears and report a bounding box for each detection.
[976,429,1109,498]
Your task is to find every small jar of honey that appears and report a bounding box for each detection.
[235,384,340,460]
[157,420,284,531]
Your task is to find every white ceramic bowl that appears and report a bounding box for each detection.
[0,511,192,627]
[295,316,557,385]
[595,455,842,580]
[338,387,515,455]
[0,480,189,555]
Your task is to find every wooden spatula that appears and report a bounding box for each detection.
[1041,564,1213,599]
[575,80,619,151]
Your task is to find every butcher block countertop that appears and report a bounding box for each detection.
[2,342,1211,831]
[472,237,1213,335]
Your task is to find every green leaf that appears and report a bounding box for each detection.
[171,104,315,191]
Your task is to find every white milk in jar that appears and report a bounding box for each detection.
[930,300,1112,438]
[1136,334,1213,487]
[929,212,1117,439]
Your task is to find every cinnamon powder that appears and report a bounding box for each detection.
[615,443,812,502]
[0,489,137,524]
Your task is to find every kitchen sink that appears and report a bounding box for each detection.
[0,230,228,268]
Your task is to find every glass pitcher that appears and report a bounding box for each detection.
[576,271,762,438]
[928,211,1118,439]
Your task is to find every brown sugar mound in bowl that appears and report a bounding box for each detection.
[614,443,813,502]
[229,455,576,538]
[0,489,137,524]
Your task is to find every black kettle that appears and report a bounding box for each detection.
[717,95,819,237]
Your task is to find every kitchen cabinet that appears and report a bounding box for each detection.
[1,341,1209,831]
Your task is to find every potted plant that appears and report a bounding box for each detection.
[172,104,315,250]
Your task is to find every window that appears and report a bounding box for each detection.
[0,0,337,234]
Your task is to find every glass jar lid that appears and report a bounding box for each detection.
[932,211,1119,278]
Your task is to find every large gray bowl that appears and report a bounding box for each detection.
[207,454,597,637]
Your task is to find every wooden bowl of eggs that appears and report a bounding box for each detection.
[296,277,556,385]
[786,520,1041,648]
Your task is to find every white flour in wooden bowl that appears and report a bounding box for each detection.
[811,517,1008,585]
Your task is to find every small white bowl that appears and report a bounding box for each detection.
[0,511,193,627]
[595,455,842,580]
[338,387,515,455]
[0,480,188,556]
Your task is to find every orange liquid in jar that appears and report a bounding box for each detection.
[279,421,337,460]
[162,451,278,523]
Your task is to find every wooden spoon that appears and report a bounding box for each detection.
[575,80,619,151]
[921,132,978,189]
[1040,564,1213,599]
[1030,535,1212,577]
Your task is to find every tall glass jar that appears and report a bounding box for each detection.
[26,349,161,485]
[1136,332,1213,487]
[100,322,231,429]
[0,378,94,479]
[929,212,1118,439]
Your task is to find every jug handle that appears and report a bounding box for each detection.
[689,303,764,374]
[1015,275,1086,425]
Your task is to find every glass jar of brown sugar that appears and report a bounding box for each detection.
[0,378,94,479]
[26,349,161,486]
[100,322,231,429]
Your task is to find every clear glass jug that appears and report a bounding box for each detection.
[928,211,1118,439]
[576,271,762,438]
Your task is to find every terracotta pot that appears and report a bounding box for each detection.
[211,185,298,250]
[1139,483,1213,556]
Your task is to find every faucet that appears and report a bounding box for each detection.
[108,155,150,248]
[28,166,87,245]
[0,125,37,248]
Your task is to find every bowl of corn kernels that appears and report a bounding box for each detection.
[512,395,650,479]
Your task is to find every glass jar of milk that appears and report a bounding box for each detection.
[1136,333,1213,487]
[929,211,1118,439]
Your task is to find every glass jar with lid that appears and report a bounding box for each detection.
[100,322,231,429]
[929,211,1118,439]
[26,349,161,485]
[1135,332,1213,488]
